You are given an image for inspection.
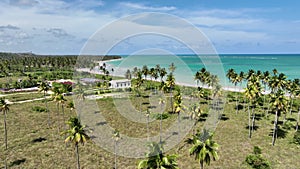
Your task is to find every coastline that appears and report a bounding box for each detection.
[79,59,252,94]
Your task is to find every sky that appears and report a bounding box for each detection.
[0,0,300,54]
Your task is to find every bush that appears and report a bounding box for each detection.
[293,131,300,145]
[151,113,170,120]
[245,146,271,169]
[32,106,47,112]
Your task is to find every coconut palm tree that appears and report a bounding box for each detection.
[62,117,90,169]
[0,98,9,150]
[169,62,176,74]
[39,80,51,126]
[142,65,149,80]
[296,108,300,131]
[125,69,132,80]
[262,71,270,108]
[165,73,176,112]
[287,79,300,115]
[187,130,219,169]
[226,68,235,81]
[269,90,289,146]
[244,80,261,138]
[229,72,240,114]
[67,101,75,115]
[189,103,201,134]
[159,68,167,82]
[158,98,165,143]
[138,142,179,169]
[146,109,151,141]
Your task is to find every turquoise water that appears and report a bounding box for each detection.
[108,54,300,87]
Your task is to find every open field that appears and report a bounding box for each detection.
[1,91,300,168]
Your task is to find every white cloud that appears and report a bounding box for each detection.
[9,0,39,7]
[120,2,176,11]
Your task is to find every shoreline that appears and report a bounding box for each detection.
[80,57,276,94]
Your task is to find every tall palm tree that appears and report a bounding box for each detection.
[269,90,289,146]
[229,72,239,114]
[244,81,261,138]
[67,101,75,115]
[62,117,90,169]
[189,103,201,134]
[0,98,9,150]
[169,62,176,74]
[158,98,165,143]
[142,65,149,80]
[287,79,300,115]
[39,80,51,126]
[296,108,300,131]
[146,109,151,141]
[138,142,179,169]
[226,68,235,84]
[165,73,176,112]
[159,68,167,82]
[262,71,270,109]
[187,130,219,169]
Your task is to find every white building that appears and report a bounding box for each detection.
[110,79,131,89]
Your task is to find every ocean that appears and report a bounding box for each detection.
[106,54,300,87]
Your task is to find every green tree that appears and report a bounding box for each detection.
[165,73,176,112]
[245,146,271,169]
[138,142,179,169]
[269,90,289,146]
[0,98,9,150]
[62,117,90,169]
[158,98,165,143]
[39,81,51,126]
[187,130,219,169]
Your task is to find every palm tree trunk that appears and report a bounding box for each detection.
[296,108,300,131]
[272,110,278,146]
[147,115,149,141]
[170,90,173,113]
[160,105,163,143]
[251,109,255,133]
[248,104,251,138]
[76,144,80,169]
[4,110,8,150]
[200,161,204,169]
[44,91,50,127]
[235,84,238,114]
[178,112,180,142]
[5,158,7,169]
[289,98,294,115]
[266,98,271,115]
[114,140,117,169]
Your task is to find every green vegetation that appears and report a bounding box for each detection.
[245,146,271,169]
[1,59,300,168]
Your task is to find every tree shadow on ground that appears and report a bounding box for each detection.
[9,159,26,167]
[220,114,229,121]
[96,121,107,126]
[245,125,259,131]
[31,137,47,143]
[268,127,287,139]
[198,113,208,122]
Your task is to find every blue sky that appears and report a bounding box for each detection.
[0,0,300,54]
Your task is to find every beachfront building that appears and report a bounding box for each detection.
[110,79,131,89]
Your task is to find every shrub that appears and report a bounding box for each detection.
[32,106,47,112]
[245,146,271,169]
[293,131,300,145]
[151,113,170,120]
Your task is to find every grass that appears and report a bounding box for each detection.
[3,92,45,102]
[0,90,300,168]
